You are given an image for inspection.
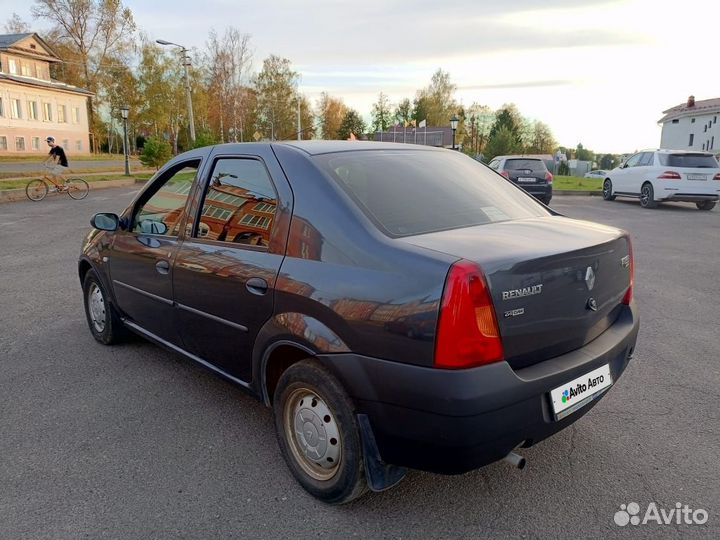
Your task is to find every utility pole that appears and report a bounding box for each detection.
[297,99,302,141]
[157,40,196,144]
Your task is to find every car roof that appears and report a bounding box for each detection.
[275,140,444,156]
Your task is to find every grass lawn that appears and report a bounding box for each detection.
[553,175,602,191]
[0,173,151,191]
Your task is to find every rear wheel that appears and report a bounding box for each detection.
[541,195,552,205]
[66,178,89,200]
[696,201,716,211]
[26,179,48,201]
[602,179,616,201]
[640,182,658,208]
[273,360,368,504]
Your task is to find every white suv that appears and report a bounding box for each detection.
[603,150,720,210]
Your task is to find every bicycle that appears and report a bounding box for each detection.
[25,166,89,201]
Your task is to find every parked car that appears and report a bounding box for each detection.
[80,142,638,504]
[584,169,607,178]
[603,149,720,209]
[487,155,553,204]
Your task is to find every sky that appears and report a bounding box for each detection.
[7,0,718,153]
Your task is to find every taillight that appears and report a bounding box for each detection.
[500,170,509,179]
[713,173,720,181]
[435,260,504,369]
[622,237,634,305]
[657,171,681,179]
[545,172,553,184]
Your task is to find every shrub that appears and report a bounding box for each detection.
[140,137,172,170]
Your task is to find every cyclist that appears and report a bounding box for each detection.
[43,136,69,190]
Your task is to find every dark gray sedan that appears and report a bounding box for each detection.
[79,142,638,504]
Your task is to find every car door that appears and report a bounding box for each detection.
[631,152,655,193]
[108,159,201,344]
[172,148,293,382]
[615,153,642,193]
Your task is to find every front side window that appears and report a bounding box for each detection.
[624,153,642,167]
[196,158,278,246]
[132,162,199,236]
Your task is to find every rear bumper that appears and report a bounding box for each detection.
[517,184,552,200]
[319,302,638,474]
[662,193,719,203]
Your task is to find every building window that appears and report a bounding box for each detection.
[702,143,705,150]
[16,137,25,151]
[691,118,695,123]
[71,107,80,123]
[714,116,717,124]
[254,202,276,213]
[671,119,679,124]
[28,101,38,120]
[32,137,40,150]
[10,99,22,119]
[21,63,33,77]
[0,97,3,117]
[704,125,707,133]
[58,105,66,123]
[76,140,82,151]
[9,58,17,74]
[62,139,69,149]
[689,134,694,146]
[0,136,7,150]
[43,102,52,122]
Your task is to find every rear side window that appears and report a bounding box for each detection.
[504,159,547,172]
[314,150,549,237]
[658,154,719,168]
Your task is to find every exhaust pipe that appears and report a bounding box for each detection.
[503,451,526,470]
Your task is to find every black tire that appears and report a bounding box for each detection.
[696,201,716,211]
[26,179,48,201]
[82,269,126,345]
[273,359,368,504]
[66,178,89,200]
[602,178,616,201]
[640,182,658,208]
[542,195,552,206]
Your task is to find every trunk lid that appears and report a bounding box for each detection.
[400,216,632,369]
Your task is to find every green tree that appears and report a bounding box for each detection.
[254,55,299,140]
[371,92,393,132]
[337,109,366,140]
[413,69,458,126]
[140,137,172,170]
[575,143,594,162]
[527,121,557,154]
[484,126,523,159]
[488,104,523,142]
[394,98,412,126]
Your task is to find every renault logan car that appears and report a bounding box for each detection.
[79,142,638,504]
[603,149,720,209]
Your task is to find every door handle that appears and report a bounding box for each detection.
[155,260,171,275]
[246,277,268,295]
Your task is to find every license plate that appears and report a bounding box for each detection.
[517,177,536,183]
[687,174,707,181]
[550,364,613,419]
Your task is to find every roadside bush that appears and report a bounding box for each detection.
[140,137,172,170]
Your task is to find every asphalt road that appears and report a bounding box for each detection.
[1,189,718,540]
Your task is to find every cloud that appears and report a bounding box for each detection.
[459,80,573,90]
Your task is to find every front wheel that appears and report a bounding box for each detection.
[273,360,368,504]
[640,182,658,208]
[82,269,127,345]
[696,201,716,211]
[602,179,616,201]
[66,178,89,200]
[26,179,48,201]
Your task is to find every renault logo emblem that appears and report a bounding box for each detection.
[587,297,598,311]
[584,266,596,291]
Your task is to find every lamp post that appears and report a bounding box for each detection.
[120,105,130,176]
[156,39,196,144]
[450,114,459,150]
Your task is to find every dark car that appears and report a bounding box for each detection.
[79,142,638,504]
[487,155,553,204]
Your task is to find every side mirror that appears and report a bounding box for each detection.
[91,213,119,231]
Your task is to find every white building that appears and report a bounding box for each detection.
[658,96,719,153]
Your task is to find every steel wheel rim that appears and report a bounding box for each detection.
[641,186,650,205]
[87,283,106,333]
[283,387,342,481]
[603,180,611,198]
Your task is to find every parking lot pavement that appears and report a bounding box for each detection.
[0,189,718,540]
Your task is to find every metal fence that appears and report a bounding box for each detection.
[375,130,446,147]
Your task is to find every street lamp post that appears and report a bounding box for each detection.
[450,114,459,150]
[156,39,196,144]
[120,105,130,176]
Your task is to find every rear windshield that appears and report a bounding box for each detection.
[504,159,547,172]
[658,153,719,168]
[313,150,549,237]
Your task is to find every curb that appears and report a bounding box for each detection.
[553,190,602,196]
[0,178,147,203]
